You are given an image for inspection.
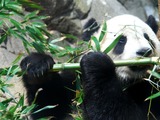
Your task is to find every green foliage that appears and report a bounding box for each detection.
[17,0,43,10]
[0,0,87,120]
[91,36,100,51]
[0,0,50,53]
[90,20,122,54]
[98,20,107,42]
[0,96,36,120]
[146,92,160,101]
[0,0,55,119]
[103,34,122,53]
[90,20,106,52]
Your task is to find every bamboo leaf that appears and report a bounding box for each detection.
[49,43,64,52]
[12,32,32,53]
[10,18,23,32]
[145,92,160,100]
[99,21,107,42]
[12,53,23,65]
[49,37,66,44]
[4,2,23,15]
[26,26,45,41]
[9,95,24,114]
[65,34,78,40]
[0,0,5,8]
[17,0,43,10]
[0,12,12,18]
[8,105,17,114]
[0,99,13,110]
[32,105,57,114]
[32,26,45,40]
[1,86,14,98]
[8,28,16,35]
[91,36,100,51]
[24,11,39,20]
[150,71,160,79]
[0,20,3,27]
[22,41,30,54]
[32,41,45,53]
[0,34,7,44]
[38,27,51,37]
[36,15,50,20]
[5,2,22,11]
[6,65,19,76]
[104,34,122,53]
[21,104,36,114]
[32,21,46,28]
[17,95,24,107]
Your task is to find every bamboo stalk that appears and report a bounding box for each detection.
[52,57,160,71]
[0,57,159,75]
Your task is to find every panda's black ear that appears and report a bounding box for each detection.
[146,15,158,34]
[82,18,100,41]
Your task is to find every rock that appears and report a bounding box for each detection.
[81,0,128,25]
[27,0,92,37]
[118,0,158,21]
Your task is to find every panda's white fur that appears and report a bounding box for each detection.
[92,14,160,82]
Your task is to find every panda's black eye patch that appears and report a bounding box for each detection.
[143,33,155,49]
[118,35,127,44]
[113,35,127,55]
[144,33,150,40]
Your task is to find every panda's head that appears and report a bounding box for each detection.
[83,14,160,85]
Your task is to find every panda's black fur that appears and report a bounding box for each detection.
[20,15,160,120]
[20,53,76,119]
[82,18,100,41]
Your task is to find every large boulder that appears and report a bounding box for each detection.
[81,0,128,26]
[118,0,158,21]
[26,0,92,37]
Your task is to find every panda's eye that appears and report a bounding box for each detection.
[113,35,127,55]
[144,33,150,40]
[118,35,127,44]
[143,33,155,49]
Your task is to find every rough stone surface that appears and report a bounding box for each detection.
[81,0,128,26]
[118,0,158,21]
[26,0,92,37]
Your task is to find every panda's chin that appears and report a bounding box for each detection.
[116,66,150,86]
[129,65,151,73]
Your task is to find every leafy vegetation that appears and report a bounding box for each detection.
[0,0,48,119]
[0,0,86,119]
[0,0,160,120]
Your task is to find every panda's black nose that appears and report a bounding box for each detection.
[136,48,152,57]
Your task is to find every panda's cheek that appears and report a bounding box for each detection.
[154,44,160,56]
[120,51,137,59]
[116,67,131,80]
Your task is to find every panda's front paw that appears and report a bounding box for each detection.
[20,53,54,78]
[80,52,115,74]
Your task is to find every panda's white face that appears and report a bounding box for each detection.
[95,15,160,83]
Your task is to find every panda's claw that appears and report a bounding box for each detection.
[20,52,55,78]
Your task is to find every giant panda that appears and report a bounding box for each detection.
[20,14,160,120]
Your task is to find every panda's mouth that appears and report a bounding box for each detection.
[129,65,151,72]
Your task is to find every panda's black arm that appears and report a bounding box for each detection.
[20,53,74,119]
[80,52,146,120]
